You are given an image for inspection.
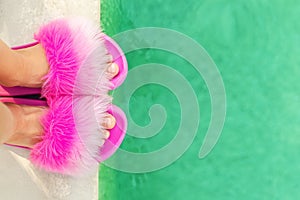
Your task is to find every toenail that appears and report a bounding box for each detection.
[99,139,105,146]
[103,130,110,139]
[103,117,113,127]
[108,63,118,74]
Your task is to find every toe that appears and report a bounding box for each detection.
[107,54,113,63]
[99,139,105,146]
[107,63,119,79]
[103,130,110,139]
[102,114,116,129]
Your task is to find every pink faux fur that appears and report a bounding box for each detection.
[30,18,111,175]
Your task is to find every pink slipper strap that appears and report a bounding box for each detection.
[0,97,47,106]
[0,86,41,97]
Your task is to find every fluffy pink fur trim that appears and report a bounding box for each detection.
[30,18,111,175]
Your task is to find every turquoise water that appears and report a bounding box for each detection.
[100,0,300,199]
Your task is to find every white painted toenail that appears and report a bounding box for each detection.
[103,130,110,139]
[108,63,118,74]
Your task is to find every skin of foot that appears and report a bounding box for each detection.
[0,39,119,148]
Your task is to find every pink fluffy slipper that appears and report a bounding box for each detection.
[0,17,128,175]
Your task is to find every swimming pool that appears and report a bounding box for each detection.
[100,0,300,199]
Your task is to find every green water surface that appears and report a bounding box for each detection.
[99,0,300,199]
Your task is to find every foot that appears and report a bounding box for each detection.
[4,102,117,148]
[2,48,119,148]
[0,40,119,88]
